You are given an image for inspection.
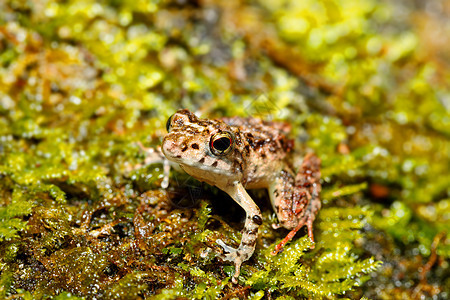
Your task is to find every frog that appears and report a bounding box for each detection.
[161,109,321,284]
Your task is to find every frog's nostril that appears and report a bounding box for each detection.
[161,140,172,154]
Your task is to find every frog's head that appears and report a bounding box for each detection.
[162,109,243,184]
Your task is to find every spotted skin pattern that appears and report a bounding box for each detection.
[162,109,321,283]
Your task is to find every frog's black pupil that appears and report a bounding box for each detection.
[213,136,231,152]
[166,115,173,132]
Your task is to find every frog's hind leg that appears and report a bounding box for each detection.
[270,153,321,255]
[295,153,321,243]
[268,167,302,254]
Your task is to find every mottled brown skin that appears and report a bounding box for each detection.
[162,109,321,283]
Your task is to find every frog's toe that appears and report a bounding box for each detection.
[272,223,282,229]
[216,239,238,261]
[216,239,244,284]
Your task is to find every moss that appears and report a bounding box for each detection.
[0,186,34,241]
[1,0,449,298]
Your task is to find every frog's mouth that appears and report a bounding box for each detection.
[175,156,236,177]
[178,162,239,186]
[163,152,235,178]
[162,137,240,179]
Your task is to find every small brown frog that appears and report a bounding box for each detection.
[162,109,321,283]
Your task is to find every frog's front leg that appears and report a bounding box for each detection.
[216,182,262,284]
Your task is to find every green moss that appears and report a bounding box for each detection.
[0,188,34,241]
[103,272,149,299]
[0,0,449,298]
[0,270,13,299]
[52,292,85,300]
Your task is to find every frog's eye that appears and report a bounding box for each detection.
[166,114,174,132]
[210,131,234,156]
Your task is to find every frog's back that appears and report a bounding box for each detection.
[221,116,293,154]
[221,116,294,187]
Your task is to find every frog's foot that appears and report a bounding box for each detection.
[271,201,319,255]
[271,223,282,230]
[271,218,311,255]
[216,239,246,284]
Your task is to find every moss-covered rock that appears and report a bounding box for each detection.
[0,0,448,298]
